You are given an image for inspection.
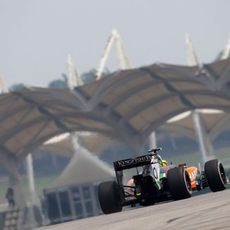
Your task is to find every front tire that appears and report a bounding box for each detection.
[98,181,122,214]
[204,159,227,192]
[167,167,192,200]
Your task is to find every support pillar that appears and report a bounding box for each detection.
[8,170,26,210]
[26,154,44,227]
[26,154,37,205]
[0,153,26,209]
[192,111,215,163]
[9,162,38,229]
[185,35,215,163]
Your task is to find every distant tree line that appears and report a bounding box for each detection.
[9,68,111,91]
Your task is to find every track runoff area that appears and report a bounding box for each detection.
[37,189,230,230]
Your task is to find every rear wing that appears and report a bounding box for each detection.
[114,154,159,171]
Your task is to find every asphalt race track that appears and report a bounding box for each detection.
[37,190,230,230]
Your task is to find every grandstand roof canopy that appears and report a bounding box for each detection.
[160,110,230,141]
[41,132,117,158]
[0,58,230,161]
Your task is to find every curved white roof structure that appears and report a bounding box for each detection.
[161,110,230,141]
[40,132,118,158]
[0,58,230,162]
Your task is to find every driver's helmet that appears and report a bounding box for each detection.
[161,159,168,167]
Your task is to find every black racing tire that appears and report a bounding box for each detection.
[204,159,227,192]
[167,167,192,200]
[98,181,122,214]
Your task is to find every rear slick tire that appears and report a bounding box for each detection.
[204,159,227,192]
[98,181,122,214]
[167,167,192,200]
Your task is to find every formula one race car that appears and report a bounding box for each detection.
[98,148,227,214]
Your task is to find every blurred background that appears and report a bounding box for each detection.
[0,0,230,227]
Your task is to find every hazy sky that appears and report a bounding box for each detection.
[0,0,229,87]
